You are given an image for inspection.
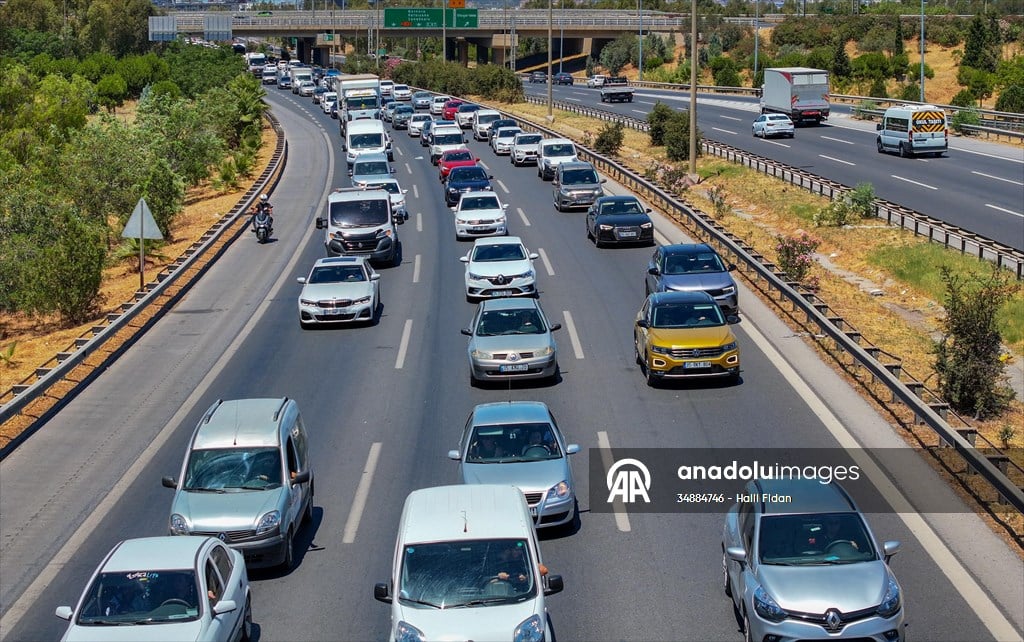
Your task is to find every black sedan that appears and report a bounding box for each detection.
[529,71,547,83]
[553,72,574,85]
[585,195,655,247]
[445,166,494,206]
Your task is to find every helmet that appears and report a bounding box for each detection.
[260,194,269,202]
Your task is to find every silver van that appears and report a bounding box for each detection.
[876,104,948,157]
[162,398,314,571]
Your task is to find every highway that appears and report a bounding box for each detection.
[523,83,1024,252]
[1,88,1022,642]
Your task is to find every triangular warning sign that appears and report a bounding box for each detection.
[121,198,164,240]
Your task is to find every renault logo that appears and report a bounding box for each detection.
[495,274,508,285]
[824,609,843,632]
[218,533,228,542]
[507,353,520,362]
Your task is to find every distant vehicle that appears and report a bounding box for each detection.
[552,161,605,212]
[752,113,795,139]
[490,126,522,155]
[586,74,606,88]
[455,103,482,129]
[537,138,578,180]
[529,71,547,83]
[261,68,277,85]
[411,91,433,109]
[296,80,316,97]
[442,99,465,121]
[510,132,542,167]
[876,104,948,158]
[256,10,272,16]
[552,72,574,85]
[444,165,494,206]
[277,74,292,90]
[438,148,479,181]
[244,52,266,76]
[451,191,509,240]
[392,84,412,101]
[390,104,414,129]
[472,109,502,141]
[349,153,395,189]
[586,195,654,247]
[317,187,401,265]
[429,94,451,115]
[407,113,432,137]
[760,66,830,124]
[599,77,633,103]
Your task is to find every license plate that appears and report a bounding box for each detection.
[499,363,530,373]
[618,230,637,238]
[471,226,491,231]
[491,290,514,297]
[325,308,345,315]
[684,361,712,369]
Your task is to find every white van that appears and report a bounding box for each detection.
[344,119,393,166]
[316,187,401,265]
[374,485,564,641]
[537,138,579,180]
[876,104,948,158]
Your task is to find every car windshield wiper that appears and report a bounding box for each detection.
[400,598,442,609]
[80,619,132,626]
[182,487,226,493]
[232,484,279,491]
[449,597,512,608]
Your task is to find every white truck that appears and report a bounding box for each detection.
[289,66,313,94]
[338,74,381,132]
[759,67,830,125]
[245,52,267,77]
[599,77,634,103]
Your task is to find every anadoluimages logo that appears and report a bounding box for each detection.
[606,458,651,504]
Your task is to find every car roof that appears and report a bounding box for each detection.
[346,120,385,133]
[459,190,500,200]
[477,109,501,115]
[193,398,288,449]
[400,485,532,544]
[662,243,715,256]
[328,188,390,203]
[649,290,715,305]
[471,400,553,426]
[597,195,641,204]
[314,256,367,267]
[541,137,574,145]
[353,152,390,164]
[753,479,859,516]
[103,537,211,572]
[558,161,595,171]
[473,236,522,247]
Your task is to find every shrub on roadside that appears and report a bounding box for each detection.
[593,121,624,156]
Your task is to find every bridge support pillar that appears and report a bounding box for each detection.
[458,40,469,66]
[296,37,315,64]
[476,43,490,66]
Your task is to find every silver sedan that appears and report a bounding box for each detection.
[448,401,580,529]
[461,297,560,385]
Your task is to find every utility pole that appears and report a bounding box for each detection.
[919,0,925,102]
[442,0,447,62]
[753,0,759,86]
[547,0,553,120]
[688,0,697,177]
[638,0,643,81]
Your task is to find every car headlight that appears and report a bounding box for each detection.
[535,345,554,357]
[721,341,738,352]
[395,621,425,642]
[376,228,393,238]
[468,272,485,280]
[877,576,901,618]
[495,217,506,225]
[484,185,492,190]
[651,345,673,355]
[513,614,544,642]
[256,510,281,535]
[170,513,189,535]
[300,298,317,306]
[517,269,535,279]
[353,295,372,305]
[470,348,494,359]
[598,224,613,231]
[753,585,787,622]
[721,286,736,295]
[640,222,653,229]
[447,187,458,193]
[548,480,570,498]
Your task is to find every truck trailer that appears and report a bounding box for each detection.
[759,67,830,124]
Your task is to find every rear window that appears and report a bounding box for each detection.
[450,167,488,181]
[354,161,389,175]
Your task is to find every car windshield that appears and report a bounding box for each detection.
[459,105,479,112]
[76,570,201,625]
[544,143,574,157]
[350,133,383,150]
[515,135,541,145]
[398,539,536,608]
[478,114,499,123]
[395,85,409,91]
[443,150,473,162]
[475,308,547,337]
[465,423,562,462]
[650,303,725,328]
[472,243,527,262]
[309,265,367,284]
[346,96,378,110]
[367,182,401,195]
[183,447,282,491]
[450,167,488,181]
[414,92,431,99]
[461,195,500,210]
[434,133,463,145]
[758,513,877,565]
[562,168,599,184]
[395,106,413,114]
[496,129,521,139]
[663,252,726,274]
[330,198,389,227]
[354,161,389,176]
[599,199,645,215]
[411,115,431,122]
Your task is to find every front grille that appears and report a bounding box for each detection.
[314,312,358,321]
[317,299,353,308]
[667,346,726,358]
[491,352,535,360]
[523,492,543,505]
[705,287,730,297]
[788,606,879,629]
[192,529,257,542]
[342,240,378,251]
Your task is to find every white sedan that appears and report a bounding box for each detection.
[297,256,381,327]
[56,536,251,642]
[407,113,432,137]
[752,113,795,138]
[392,84,412,100]
[460,236,538,302]
[452,191,509,240]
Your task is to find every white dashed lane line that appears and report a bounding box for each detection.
[719,115,742,121]
[820,135,854,145]
[413,254,421,283]
[711,127,737,135]
[819,154,854,166]
[517,207,531,227]
[597,431,632,533]
[562,310,584,360]
[342,442,382,544]
[496,179,510,194]
[404,162,412,174]
[537,248,554,276]
[416,212,423,232]
[985,203,1024,218]
[412,184,419,199]
[972,170,1024,186]
[395,319,413,369]
[891,175,938,190]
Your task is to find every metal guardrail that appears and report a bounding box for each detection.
[507,93,1024,521]
[524,94,1024,280]
[0,113,288,457]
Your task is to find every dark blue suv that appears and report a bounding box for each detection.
[444,165,493,206]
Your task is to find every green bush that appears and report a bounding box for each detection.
[593,121,624,156]
[868,76,888,98]
[950,108,981,133]
[995,85,1024,113]
[949,89,976,107]
[899,83,922,101]
[647,102,675,147]
[663,112,701,162]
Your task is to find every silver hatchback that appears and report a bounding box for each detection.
[448,401,580,529]
[461,297,560,385]
[645,243,739,315]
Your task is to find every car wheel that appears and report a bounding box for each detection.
[240,595,253,642]
[469,373,480,388]
[722,549,732,597]
[280,527,294,571]
[728,370,741,385]
[876,138,884,153]
[644,281,650,296]
[742,610,753,642]
[586,225,593,241]
[299,319,311,330]
[752,127,757,137]
[645,364,658,387]
[899,142,909,158]
[634,339,643,366]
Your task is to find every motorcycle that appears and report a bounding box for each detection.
[252,205,273,244]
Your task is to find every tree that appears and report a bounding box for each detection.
[593,121,624,156]
[0,0,60,33]
[95,73,128,112]
[663,111,700,162]
[995,85,1024,114]
[832,39,852,79]
[961,13,997,73]
[892,15,905,57]
[78,0,154,56]
[647,101,675,146]
[934,267,1017,419]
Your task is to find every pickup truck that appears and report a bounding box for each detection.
[586,74,606,88]
[599,77,634,103]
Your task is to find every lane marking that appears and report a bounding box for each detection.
[985,203,1024,219]
[763,139,791,148]
[636,100,656,105]
[562,310,584,360]
[517,207,531,227]
[342,442,382,544]
[820,135,854,145]
[631,109,646,115]
[395,319,413,369]
[404,162,411,174]
[891,174,938,190]
[478,160,490,170]
[496,179,510,194]
[972,170,1024,186]
[0,122,340,635]
[416,212,423,233]
[596,431,631,532]
[412,184,419,199]
[395,146,403,157]
[954,146,1024,163]
[538,247,555,276]
[711,127,737,135]
[741,315,1022,642]
[413,254,421,283]
[819,154,855,166]
[719,115,742,121]
[566,97,581,102]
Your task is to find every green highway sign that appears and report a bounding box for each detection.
[384,7,477,28]
[321,33,334,42]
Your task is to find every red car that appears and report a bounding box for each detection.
[442,99,464,121]
[438,149,479,181]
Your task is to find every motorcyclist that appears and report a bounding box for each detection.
[252,194,274,236]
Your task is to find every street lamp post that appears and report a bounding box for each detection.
[688,0,697,176]
[638,0,643,81]
[919,0,925,102]
[442,0,447,62]
[559,15,564,74]
[547,0,553,120]
[375,0,381,68]
[753,0,758,85]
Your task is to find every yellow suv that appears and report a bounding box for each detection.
[634,291,740,386]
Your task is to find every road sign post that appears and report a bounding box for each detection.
[121,198,164,292]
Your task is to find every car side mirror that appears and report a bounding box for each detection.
[460,328,472,336]
[402,190,408,194]
[543,574,564,596]
[55,606,73,621]
[161,476,177,489]
[601,178,607,183]
[488,174,494,179]
[448,449,462,460]
[645,208,652,213]
[296,276,307,284]
[390,167,396,173]
[316,218,326,230]
[549,323,562,331]
[370,273,381,281]
[882,540,901,562]
[528,253,539,260]
[291,470,311,485]
[460,256,469,263]
[502,203,509,209]
[636,319,649,328]
[727,263,736,271]
[566,444,580,455]
[876,123,883,130]
[647,267,659,275]
[212,600,237,615]
[347,170,353,176]
[726,314,740,324]
[374,582,392,603]
[552,180,559,186]
[726,546,747,567]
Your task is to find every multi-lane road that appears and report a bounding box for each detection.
[1,87,1022,642]
[523,83,1024,252]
